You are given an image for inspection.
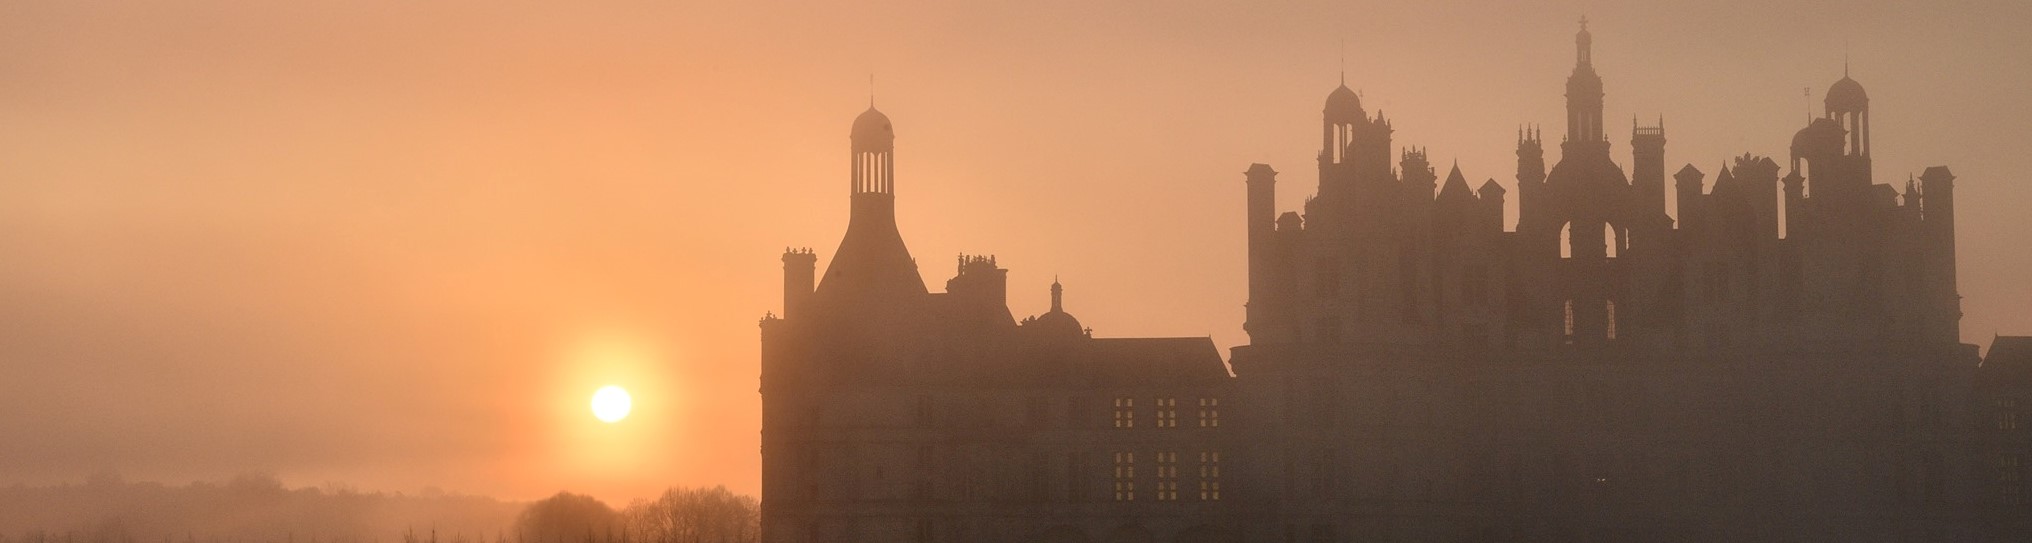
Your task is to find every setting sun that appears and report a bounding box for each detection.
[590,386,632,423]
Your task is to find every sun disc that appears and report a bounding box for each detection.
[591,385,632,423]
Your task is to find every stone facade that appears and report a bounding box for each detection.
[759,22,2032,543]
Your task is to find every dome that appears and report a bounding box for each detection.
[851,106,894,149]
[1324,84,1363,117]
[1026,310,1085,338]
[1825,76,1868,111]
[1791,117,1845,154]
[1021,280,1087,339]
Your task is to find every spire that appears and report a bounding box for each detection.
[1050,276,1064,313]
[1339,38,1346,86]
[1576,16,1593,67]
[819,107,927,303]
[1438,162,1475,205]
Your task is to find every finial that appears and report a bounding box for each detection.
[1804,86,1812,123]
[1049,276,1064,313]
[868,74,875,107]
[1579,15,1588,30]
[1339,39,1346,85]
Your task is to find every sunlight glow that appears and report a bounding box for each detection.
[591,385,632,423]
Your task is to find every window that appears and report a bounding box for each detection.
[1156,398,1178,428]
[1316,260,1340,299]
[1463,265,1489,307]
[1399,243,1420,323]
[1562,299,1576,341]
[2001,398,2021,430]
[2002,455,2024,505]
[1113,452,1136,501]
[1065,452,1087,502]
[1999,398,2021,431]
[1605,300,1617,340]
[1113,398,1135,428]
[1199,451,1222,500]
[1320,448,1340,498]
[1198,398,1221,428]
[1156,451,1179,501]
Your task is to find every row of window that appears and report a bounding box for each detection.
[1113,397,1220,429]
[1113,450,1221,501]
[899,395,1222,429]
[1313,260,1492,307]
[2001,454,2024,506]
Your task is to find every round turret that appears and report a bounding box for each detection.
[1791,117,1845,156]
[1825,76,1868,112]
[1324,84,1363,119]
[851,107,894,151]
[1021,279,1087,339]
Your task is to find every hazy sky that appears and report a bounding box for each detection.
[2,0,2028,505]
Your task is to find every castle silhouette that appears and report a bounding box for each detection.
[758,21,2032,543]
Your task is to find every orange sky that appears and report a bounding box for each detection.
[1,0,2028,506]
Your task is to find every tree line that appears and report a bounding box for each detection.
[1,475,757,543]
[514,487,757,543]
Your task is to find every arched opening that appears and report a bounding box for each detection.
[1559,222,1573,259]
[1603,225,1620,258]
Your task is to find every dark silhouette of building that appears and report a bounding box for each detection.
[761,21,2030,543]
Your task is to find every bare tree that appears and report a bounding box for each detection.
[513,494,615,543]
[619,487,756,543]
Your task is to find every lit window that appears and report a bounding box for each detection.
[1199,451,1222,501]
[1156,398,1177,428]
[1113,398,1134,428]
[1605,300,1617,340]
[1562,300,1575,340]
[2002,398,2021,431]
[1157,452,1179,501]
[1113,452,1136,501]
[1198,398,1221,428]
